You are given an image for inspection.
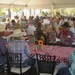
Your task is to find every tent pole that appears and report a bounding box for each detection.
[59,8,62,15]
[29,9,31,16]
[10,4,13,19]
[51,4,54,18]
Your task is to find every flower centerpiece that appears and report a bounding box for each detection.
[58,26,62,31]
[35,36,44,50]
[38,36,44,50]
[38,40,43,50]
[38,40,43,46]
[40,36,45,44]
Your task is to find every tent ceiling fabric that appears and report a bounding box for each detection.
[0,0,75,9]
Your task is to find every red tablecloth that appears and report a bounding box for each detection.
[29,44,74,64]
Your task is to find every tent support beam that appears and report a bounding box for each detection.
[51,4,54,17]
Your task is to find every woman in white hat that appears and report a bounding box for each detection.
[8,29,35,67]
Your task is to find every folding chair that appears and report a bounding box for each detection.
[0,63,5,73]
[36,54,56,75]
[72,42,75,48]
[0,55,7,75]
[48,32,57,45]
[7,53,32,75]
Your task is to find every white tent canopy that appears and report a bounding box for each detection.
[0,0,75,9]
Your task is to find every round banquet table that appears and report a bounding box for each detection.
[29,44,74,65]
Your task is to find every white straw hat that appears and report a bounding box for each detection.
[11,29,27,37]
[0,25,6,32]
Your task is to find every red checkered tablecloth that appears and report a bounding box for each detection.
[29,44,74,65]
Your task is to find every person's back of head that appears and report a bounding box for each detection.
[37,22,42,27]
[11,20,16,24]
[13,23,23,30]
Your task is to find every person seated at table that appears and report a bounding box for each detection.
[56,22,74,46]
[0,25,7,71]
[10,19,16,29]
[12,23,29,43]
[8,29,35,67]
[5,18,11,30]
[14,16,20,23]
[71,18,75,32]
[47,25,57,45]
[70,18,75,46]
[56,49,75,75]
[13,23,23,30]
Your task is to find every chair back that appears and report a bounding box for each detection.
[36,54,56,75]
[7,53,22,74]
[49,32,56,37]
[48,32,57,45]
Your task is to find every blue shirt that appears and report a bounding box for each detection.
[0,35,7,55]
[68,50,75,75]
[8,40,31,63]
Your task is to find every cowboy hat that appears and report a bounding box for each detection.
[61,22,71,28]
[0,25,6,32]
[13,23,23,30]
[71,18,75,21]
[11,29,27,37]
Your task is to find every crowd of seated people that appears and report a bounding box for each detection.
[0,14,75,75]
[1,14,75,47]
[36,22,74,46]
[35,14,75,46]
[4,14,75,46]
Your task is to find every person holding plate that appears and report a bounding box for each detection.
[56,22,74,46]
